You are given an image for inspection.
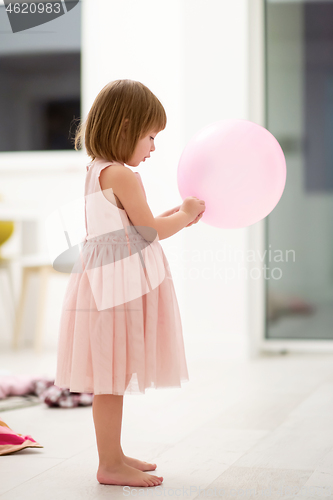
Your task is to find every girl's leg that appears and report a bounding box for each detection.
[92,376,132,466]
[92,394,163,487]
[119,377,158,472]
[92,394,124,465]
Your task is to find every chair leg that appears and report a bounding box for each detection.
[34,266,50,354]
[0,266,15,331]
[12,267,30,350]
[4,263,16,329]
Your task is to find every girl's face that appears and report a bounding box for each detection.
[126,131,158,167]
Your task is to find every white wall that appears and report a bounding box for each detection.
[82,0,252,360]
[179,0,251,359]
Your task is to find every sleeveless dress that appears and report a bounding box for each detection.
[54,157,189,395]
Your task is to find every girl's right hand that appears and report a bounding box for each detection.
[180,197,206,220]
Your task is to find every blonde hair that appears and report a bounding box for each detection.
[74,79,167,163]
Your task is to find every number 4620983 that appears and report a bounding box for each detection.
[5,2,61,14]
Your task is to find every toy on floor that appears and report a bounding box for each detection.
[0,374,94,408]
[43,385,94,408]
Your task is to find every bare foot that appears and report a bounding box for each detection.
[123,455,157,471]
[97,461,163,487]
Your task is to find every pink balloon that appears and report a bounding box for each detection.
[177,119,287,229]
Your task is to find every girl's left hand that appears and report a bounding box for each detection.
[185,211,204,227]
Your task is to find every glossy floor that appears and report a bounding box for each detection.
[0,349,333,499]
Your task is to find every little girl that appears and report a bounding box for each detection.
[54,79,205,488]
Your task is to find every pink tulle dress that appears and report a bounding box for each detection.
[54,157,189,395]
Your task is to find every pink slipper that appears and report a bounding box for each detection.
[0,419,43,456]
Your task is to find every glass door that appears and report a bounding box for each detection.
[265,0,333,340]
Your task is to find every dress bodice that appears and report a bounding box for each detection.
[84,158,146,241]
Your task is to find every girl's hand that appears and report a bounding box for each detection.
[159,203,204,226]
[185,211,204,227]
[168,205,204,227]
[180,197,205,221]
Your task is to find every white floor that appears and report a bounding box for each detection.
[1,348,333,499]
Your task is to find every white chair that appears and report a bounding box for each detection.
[11,195,86,353]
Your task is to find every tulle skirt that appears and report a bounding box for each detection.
[54,230,189,395]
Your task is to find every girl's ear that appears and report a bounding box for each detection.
[121,118,129,140]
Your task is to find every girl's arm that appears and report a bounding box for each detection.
[138,175,200,224]
[100,168,202,240]
[157,206,180,217]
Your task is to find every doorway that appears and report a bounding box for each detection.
[265,0,333,341]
